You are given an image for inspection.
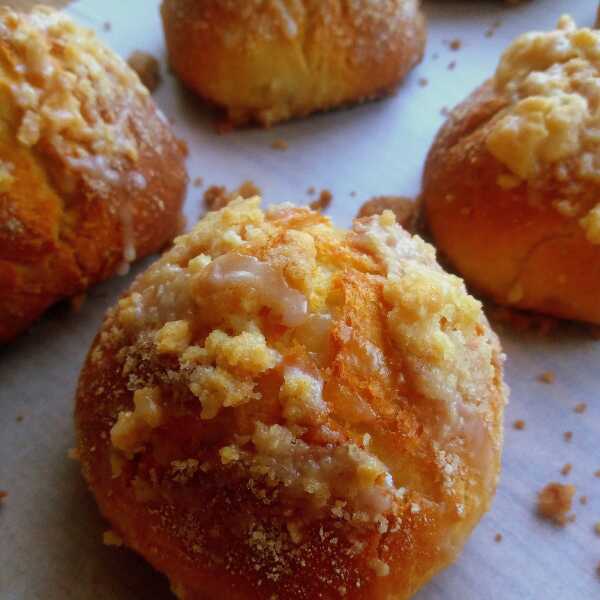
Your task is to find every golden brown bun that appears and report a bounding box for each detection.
[76,198,505,600]
[421,17,600,325]
[161,0,426,127]
[0,7,187,343]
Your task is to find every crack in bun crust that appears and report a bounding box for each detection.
[76,198,506,600]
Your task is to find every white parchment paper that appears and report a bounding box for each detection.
[1,1,599,598]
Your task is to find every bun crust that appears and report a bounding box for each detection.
[0,7,187,343]
[76,198,505,600]
[421,17,600,324]
[161,0,426,126]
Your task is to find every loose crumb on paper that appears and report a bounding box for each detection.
[309,189,333,212]
[357,196,415,231]
[537,371,555,384]
[270,139,288,151]
[494,533,503,543]
[193,176,204,188]
[203,181,261,212]
[537,482,576,526]
[564,431,573,443]
[574,403,587,414]
[560,463,572,477]
[580,496,588,506]
[0,490,7,502]
[513,419,525,431]
[127,51,161,93]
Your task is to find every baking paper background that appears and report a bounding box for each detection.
[1,1,599,598]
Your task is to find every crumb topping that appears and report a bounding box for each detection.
[0,6,150,194]
[489,16,600,187]
[101,197,501,538]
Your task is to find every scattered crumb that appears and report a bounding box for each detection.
[350,191,356,197]
[537,482,576,526]
[69,293,86,313]
[357,196,415,231]
[102,21,111,32]
[67,448,80,461]
[309,189,333,212]
[494,533,503,543]
[537,371,555,384]
[595,523,600,536]
[564,431,573,443]
[449,38,462,51]
[15,415,23,423]
[597,561,600,578]
[447,60,456,71]
[418,77,428,87]
[0,490,7,502]
[203,181,262,212]
[561,463,572,477]
[127,51,161,93]
[193,176,204,188]
[306,186,316,195]
[580,496,588,506]
[440,106,450,117]
[177,138,189,157]
[574,403,587,414]
[270,139,288,151]
[595,470,600,478]
[103,530,123,547]
[513,419,526,431]
[485,19,503,38]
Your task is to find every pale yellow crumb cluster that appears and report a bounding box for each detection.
[486,15,600,241]
[0,6,149,193]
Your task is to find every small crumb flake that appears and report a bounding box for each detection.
[513,419,526,431]
[0,490,7,502]
[580,496,588,505]
[309,189,333,212]
[537,482,576,526]
[447,60,456,71]
[270,139,288,151]
[560,463,572,477]
[103,530,123,547]
[306,186,315,195]
[127,51,161,93]
[564,431,573,443]
[369,558,390,577]
[418,77,428,87]
[595,523,600,536]
[193,176,204,188]
[204,181,261,212]
[494,533,503,543]
[16,415,23,423]
[449,38,462,51]
[357,196,415,231]
[537,371,555,384]
[574,402,587,414]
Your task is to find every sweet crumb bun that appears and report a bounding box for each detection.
[420,16,600,325]
[161,0,426,127]
[76,197,505,600]
[0,7,187,343]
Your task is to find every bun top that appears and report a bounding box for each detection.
[0,6,159,196]
[485,15,600,243]
[102,197,503,568]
